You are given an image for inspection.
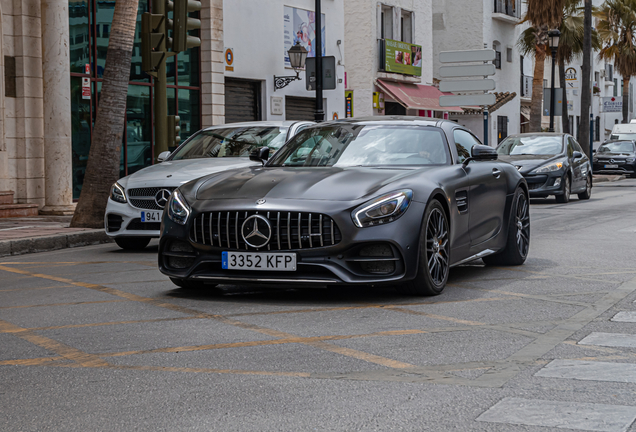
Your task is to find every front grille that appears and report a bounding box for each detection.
[128,187,176,210]
[106,214,123,232]
[190,211,342,251]
[524,175,547,191]
[528,182,545,190]
[127,218,161,231]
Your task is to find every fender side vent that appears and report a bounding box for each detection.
[456,191,468,213]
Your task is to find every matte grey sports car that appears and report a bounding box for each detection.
[158,117,530,296]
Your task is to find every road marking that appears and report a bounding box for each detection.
[0,285,74,292]
[536,359,636,383]
[580,332,636,348]
[383,306,485,326]
[613,311,636,322]
[0,299,128,310]
[477,397,636,431]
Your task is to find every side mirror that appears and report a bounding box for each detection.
[249,146,270,165]
[463,144,497,166]
[157,151,171,162]
[592,148,596,153]
[573,151,583,159]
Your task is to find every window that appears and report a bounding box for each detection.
[594,71,599,82]
[401,10,413,43]
[454,129,481,164]
[614,78,618,97]
[380,5,393,40]
[507,47,513,63]
[379,5,413,43]
[567,139,574,158]
[494,51,502,69]
[497,116,508,143]
[595,117,600,141]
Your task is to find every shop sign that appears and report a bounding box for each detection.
[602,97,622,112]
[84,64,90,75]
[383,39,422,77]
[270,96,283,115]
[565,67,578,89]
[283,7,325,68]
[82,77,91,100]
[345,90,353,118]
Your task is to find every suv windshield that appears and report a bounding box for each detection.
[497,136,563,156]
[610,133,636,142]
[170,126,287,160]
[267,125,450,167]
[598,141,635,153]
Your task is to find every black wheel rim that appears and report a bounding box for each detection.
[564,177,570,197]
[515,193,530,258]
[425,208,449,287]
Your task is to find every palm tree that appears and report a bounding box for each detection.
[520,0,566,132]
[596,0,636,124]
[70,0,140,228]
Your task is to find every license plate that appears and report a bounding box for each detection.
[140,211,162,222]
[605,164,619,168]
[222,251,297,271]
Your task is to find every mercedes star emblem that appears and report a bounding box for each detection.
[610,159,615,164]
[154,189,172,208]
[241,215,272,248]
[256,199,266,205]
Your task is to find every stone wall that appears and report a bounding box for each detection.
[200,0,224,127]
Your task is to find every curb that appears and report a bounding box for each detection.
[0,230,113,257]
[593,175,625,184]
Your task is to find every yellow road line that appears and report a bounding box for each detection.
[0,299,128,310]
[0,285,74,292]
[384,306,485,326]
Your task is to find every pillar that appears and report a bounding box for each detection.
[39,0,75,215]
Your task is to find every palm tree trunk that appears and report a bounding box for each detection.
[578,0,592,155]
[530,47,546,132]
[559,61,570,134]
[623,76,630,124]
[70,0,140,228]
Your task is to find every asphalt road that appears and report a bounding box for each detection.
[2,179,636,431]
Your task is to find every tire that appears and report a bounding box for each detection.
[169,277,218,291]
[555,174,571,203]
[397,200,449,296]
[577,175,592,200]
[115,237,151,250]
[630,173,636,179]
[483,188,530,266]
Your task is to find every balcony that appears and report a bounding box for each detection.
[521,75,532,98]
[493,0,521,23]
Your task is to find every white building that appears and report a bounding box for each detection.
[223,0,345,122]
[344,0,461,119]
[432,0,525,146]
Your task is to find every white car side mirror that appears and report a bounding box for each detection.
[157,151,171,162]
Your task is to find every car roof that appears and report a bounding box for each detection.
[315,116,459,128]
[505,132,567,138]
[200,120,311,131]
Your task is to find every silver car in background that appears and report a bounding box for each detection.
[105,121,312,250]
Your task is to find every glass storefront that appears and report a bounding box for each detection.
[69,0,201,198]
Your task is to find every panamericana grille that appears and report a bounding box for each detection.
[128,187,176,210]
[190,211,342,251]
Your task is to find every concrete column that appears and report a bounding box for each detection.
[39,0,75,215]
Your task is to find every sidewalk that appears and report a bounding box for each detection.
[0,215,111,257]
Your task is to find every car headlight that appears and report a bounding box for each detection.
[534,159,566,173]
[352,190,412,228]
[627,158,635,162]
[110,182,127,203]
[593,157,598,163]
[167,189,191,225]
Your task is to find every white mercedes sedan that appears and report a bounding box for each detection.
[105,121,312,250]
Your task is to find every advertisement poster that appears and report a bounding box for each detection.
[602,97,622,113]
[283,6,325,68]
[384,39,422,76]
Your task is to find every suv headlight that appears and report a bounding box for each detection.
[534,159,566,173]
[627,158,635,162]
[167,189,191,225]
[352,190,412,228]
[110,182,127,203]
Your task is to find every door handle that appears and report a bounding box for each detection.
[492,168,501,179]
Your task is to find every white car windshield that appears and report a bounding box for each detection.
[497,136,563,156]
[610,133,636,142]
[170,126,287,160]
[267,125,451,167]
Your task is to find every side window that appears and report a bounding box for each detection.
[567,139,574,158]
[570,137,583,153]
[453,129,481,164]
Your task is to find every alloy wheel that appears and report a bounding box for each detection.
[586,176,592,196]
[425,208,450,287]
[515,193,530,258]
[564,176,571,197]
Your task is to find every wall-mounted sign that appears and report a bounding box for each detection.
[305,56,337,91]
[283,6,325,68]
[565,67,578,89]
[345,90,353,118]
[602,96,622,112]
[332,112,339,120]
[82,77,91,100]
[383,39,422,76]
[271,96,283,115]
[84,64,90,75]
[225,48,234,72]
[373,92,384,110]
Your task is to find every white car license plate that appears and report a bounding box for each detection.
[605,164,619,168]
[140,210,162,222]
[222,251,297,271]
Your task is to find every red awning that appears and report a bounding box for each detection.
[376,80,463,113]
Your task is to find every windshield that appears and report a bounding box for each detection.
[497,136,563,156]
[170,126,288,160]
[267,125,451,167]
[598,141,635,153]
[610,133,636,142]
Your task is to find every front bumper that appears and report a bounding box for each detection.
[104,199,162,238]
[593,161,635,176]
[523,172,565,197]
[158,200,427,286]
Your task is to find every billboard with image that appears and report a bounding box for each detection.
[283,6,326,68]
[384,39,422,76]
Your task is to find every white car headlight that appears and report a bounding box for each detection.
[110,182,127,203]
[352,190,413,228]
[534,159,566,173]
[627,158,635,162]
[167,189,191,225]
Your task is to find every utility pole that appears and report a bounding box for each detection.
[578,0,592,156]
[314,0,324,122]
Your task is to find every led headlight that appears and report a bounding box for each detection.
[167,189,191,225]
[627,158,635,162]
[352,190,412,228]
[534,159,566,173]
[110,182,127,203]
[593,157,598,163]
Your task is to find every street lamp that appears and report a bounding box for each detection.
[274,42,308,91]
[548,29,561,132]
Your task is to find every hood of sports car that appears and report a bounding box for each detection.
[194,166,425,202]
[497,154,562,174]
[121,157,258,187]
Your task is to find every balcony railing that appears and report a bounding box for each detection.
[521,75,532,97]
[494,0,520,18]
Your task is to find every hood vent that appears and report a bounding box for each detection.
[455,191,468,213]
